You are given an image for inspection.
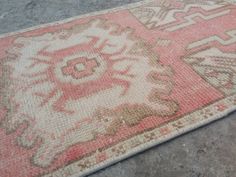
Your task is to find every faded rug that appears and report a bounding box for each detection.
[0,0,236,176]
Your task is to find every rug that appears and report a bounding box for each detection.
[0,0,236,176]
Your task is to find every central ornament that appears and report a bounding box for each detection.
[3,18,178,167]
[54,51,107,85]
[62,57,99,80]
[35,39,134,114]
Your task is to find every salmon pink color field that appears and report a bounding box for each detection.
[0,0,236,176]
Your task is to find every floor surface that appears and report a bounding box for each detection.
[0,0,236,177]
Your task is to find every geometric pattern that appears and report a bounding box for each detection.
[0,0,236,177]
[130,0,232,31]
[2,18,178,168]
[183,47,236,95]
[187,29,236,49]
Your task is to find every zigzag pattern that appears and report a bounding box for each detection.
[166,9,230,31]
[160,3,232,31]
[187,29,236,49]
[131,2,232,30]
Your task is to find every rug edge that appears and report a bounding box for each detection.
[79,106,236,177]
[78,105,236,177]
[0,0,153,39]
[43,94,236,177]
